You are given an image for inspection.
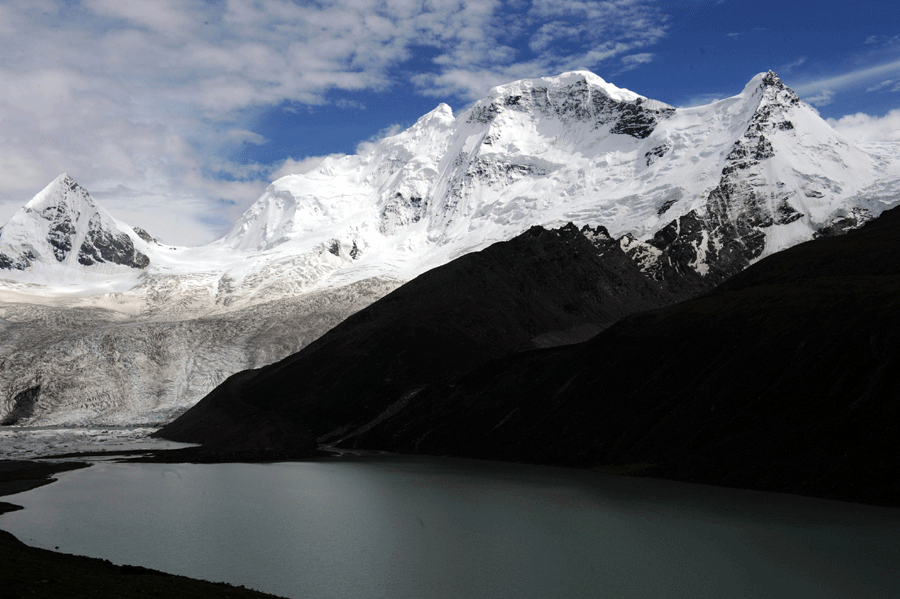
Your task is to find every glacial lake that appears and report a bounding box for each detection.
[2,455,899,599]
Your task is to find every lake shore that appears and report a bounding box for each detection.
[0,459,289,599]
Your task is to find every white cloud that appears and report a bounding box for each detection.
[805,90,835,106]
[864,34,900,46]
[355,124,406,154]
[268,155,347,182]
[620,53,654,72]
[0,0,673,244]
[864,79,900,93]
[677,92,726,108]
[866,79,896,92]
[725,27,767,40]
[362,0,670,100]
[793,59,900,95]
[778,56,806,73]
[827,110,900,143]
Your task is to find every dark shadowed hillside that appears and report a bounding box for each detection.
[159,208,900,506]
[345,206,900,506]
[158,223,694,449]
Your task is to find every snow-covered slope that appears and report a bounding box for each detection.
[2,70,900,426]
[213,69,900,294]
[0,174,149,279]
[4,71,899,301]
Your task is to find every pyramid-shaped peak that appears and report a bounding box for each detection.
[740,70,797,99]
[25,172,96,212]
[414,102,454,125]
[433,102,453,115]
[46,172,81,194]
[1,174,149,272]
[762,70,784,87]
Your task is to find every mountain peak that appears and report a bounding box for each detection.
[466,69,674,134]
[487,70,647,104]
[762,70,783,86]
[412,102,454,127]
[0,175,149,273]
[25,173,93,211]
[740,70,797,100]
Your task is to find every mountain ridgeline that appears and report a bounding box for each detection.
[3,69,900,435]
[160,206,900,507]
[157,222,703,453]
[0,174,148,272]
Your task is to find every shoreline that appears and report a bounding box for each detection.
[0,460,89,515]
[0,458,289,599]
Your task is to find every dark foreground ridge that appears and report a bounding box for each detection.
[0,460,288,598]
[159,208,900,507]
[348,206,900,506]
[159,223,693,451]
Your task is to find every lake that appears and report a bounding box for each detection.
[2,455,899,598]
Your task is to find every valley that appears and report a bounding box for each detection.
[1,70,899,507]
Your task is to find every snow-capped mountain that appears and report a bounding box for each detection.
[213,69,900,295]
[2,70,900,427]
[0,174,149,274]
[4,71,900,298]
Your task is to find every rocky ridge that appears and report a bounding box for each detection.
[0,174,148,273]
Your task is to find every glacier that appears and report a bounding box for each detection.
[1,70,899,427]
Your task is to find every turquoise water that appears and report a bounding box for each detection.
[3,456,899,598]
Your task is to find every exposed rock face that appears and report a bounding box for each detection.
[0,174,149,271]
[132,227,158,245]
[620,72,856,290]
[0,251,34,271]
[469,76,675,138]
[78,214,150,268]
[0,385,40,426]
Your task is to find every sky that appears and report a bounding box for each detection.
[1,0,899,246]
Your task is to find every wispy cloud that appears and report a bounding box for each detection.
[725,27,767,40]
[791,59,900,106]
[620,53,655,72]
[805,90,835,106]
[267,155,348,182]
[414,0,670,100]
[866,79,898,92]
[778,56,806,74]
[677,93,726,108]
[864,34,900,46]
[0,0,673,244]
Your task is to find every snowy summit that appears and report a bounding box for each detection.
[1,70,899,302]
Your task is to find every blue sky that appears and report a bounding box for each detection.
[1,0,899,244]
